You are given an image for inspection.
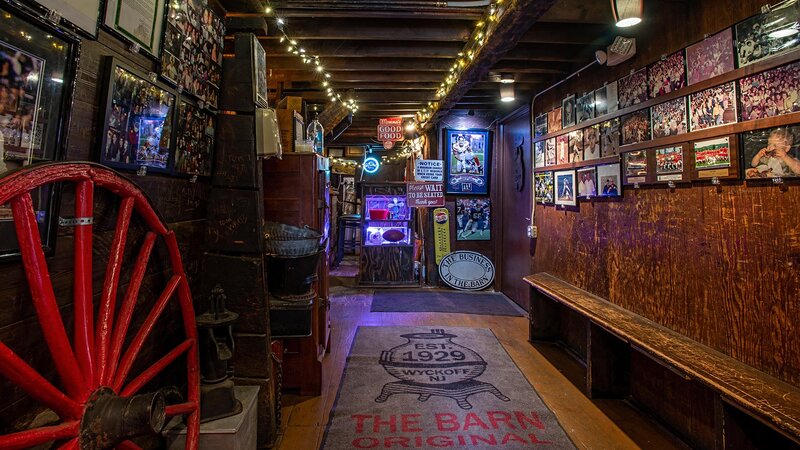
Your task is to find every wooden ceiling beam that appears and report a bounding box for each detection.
[268,71,447,83]
[234,6,482,20]
[266,56,454,71]
[254,18,474,41]
[262,40,464,59]
[520,22,614,45]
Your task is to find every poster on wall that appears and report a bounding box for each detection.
[534,172,554,204]
[735,2,800,67]
[173,100,214,177]
[455,198,490,241]
[741,125,800,179]
[445,129,491,195]
[104,0,166,57]
[34,0,102,36]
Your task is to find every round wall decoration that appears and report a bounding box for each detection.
[438,250,495,291]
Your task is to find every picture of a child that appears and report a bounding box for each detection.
[746,127,800,178]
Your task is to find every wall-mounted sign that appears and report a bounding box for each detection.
[432,208,451,265]
[415,159,444,182]
[445,129,492,195]
[438,251,495,291]
[363,156,380,174]
[378,117,403,142]
[407,182,444,207]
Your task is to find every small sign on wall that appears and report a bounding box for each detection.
[407,182,444,207]
[438,251,495,291]
[415,159,444,182]
[432,208,451,265]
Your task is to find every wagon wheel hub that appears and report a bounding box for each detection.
[79,387,167,449]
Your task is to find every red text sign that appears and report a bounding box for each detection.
[378,117,404,142]
[407,182,444,207]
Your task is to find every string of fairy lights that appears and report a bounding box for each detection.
[262,1,359,113]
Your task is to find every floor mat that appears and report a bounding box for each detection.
[371,290,525,317]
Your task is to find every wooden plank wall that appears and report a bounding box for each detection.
[530,0,800,387]
[0,29,209,431]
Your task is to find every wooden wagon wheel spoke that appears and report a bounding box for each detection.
[165,401,198,417]
[0,420,79,450]
[121,338,194,397]
[73,180,96,386]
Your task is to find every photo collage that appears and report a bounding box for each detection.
[0,42,44,163]
[174,100,216,177]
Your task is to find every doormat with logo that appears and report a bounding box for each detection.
[321,326,575,449]
[371,290,525,317]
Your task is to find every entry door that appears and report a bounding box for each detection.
[499,108,532,310]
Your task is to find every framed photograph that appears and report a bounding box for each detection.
[601,119,622,157]
[548,107,562,133]
[694,137,731,170]
[621,110,651,145]
[595,82,618,116]
[687,28,735,85]
[739,62,800,122]
[545,138,556,166]
[689,82,738,131]
[655,146,687,182]
[346,146,364,156]
[104,0,166,57]
[33,0,102,37]
[562,95,576,128]
[583,124,601,161]
[576,92,595,123]
[618,68,648,109]
[99,58,176,173]
[648,51,687,98]
[534,141,545,169]
[577,167,598,198]
[455,198,491,240]
[741,125,800,179]
[735,2,800,67]
[624,151,648,184]
[173,99,214,177]
[556,134,569,165]
[445,129,491,195]
[328,147,344,157]
[534,172,554,204]
[597,163,623,197]
[253,35,268,107]
[554,170,577,206]
[534,114,548,138]
[568,129,583,163]
[651,97,688,139]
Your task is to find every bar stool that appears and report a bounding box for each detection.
[334,214,361,267]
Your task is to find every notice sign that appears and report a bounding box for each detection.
[378,117,403,142]
[415,159,444,182]
[407,182,444,207]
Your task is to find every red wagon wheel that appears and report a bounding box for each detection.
[0,163,200,449]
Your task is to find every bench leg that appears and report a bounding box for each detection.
[529,288,561,342]
[587,322,630,399]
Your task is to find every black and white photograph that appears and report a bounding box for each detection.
[687,28,735,85]
[595,82,618,116]
[577,167,597,198]
[650,97,688,139]
[576,92,595,123]
[601,118,622,157]
[534,114,548,138]
[569,129,583,163]
[534,171,554,204]
[597,163,622,197]
[739,62,800,122]
[562,94,576,128]
[455,198,491,241]
[621,110,651,145]
[557,134,569,165]
[583,124,601,161]
[742,125,800,179]
[689,82,738,131]
[648,51,687,98]
[735,3,800,67]
[619,68,648,109]
[554,170,577,206]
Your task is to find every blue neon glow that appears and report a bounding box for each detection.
[364,156,380,174]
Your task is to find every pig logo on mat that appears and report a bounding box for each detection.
[375,329,510,410]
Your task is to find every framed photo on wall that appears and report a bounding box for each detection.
[545,138,556,166]
[595,82,618,116]
[623,150,648,185]
[556,134,569,165]
[577,167,598,198]
[601,118,622,157]
[648,51,686,98]
[584,124,601,161]
[455,198,490,241]
[693,136,739,180]
[32,0,102,37]
[618,67,648,109]
[655,145,688,182]
[689,82,738,131]
[98,58,177,173]
[562,94,576,128]
[534,114,547,138]
[621,110,651,145]
[173,99,214,177]
[735,3,800,67]
[739,62,800,122]
[253,34,268,107]
[686,28,735,85]
[534,141,545,168]
[741,125,800,180]
[576,92,595,123]
[445,129,492,195]
[104,0,167,57]
[534,172,554,204]
[651,97,688,139]
[548,107,562,133]
[568,129,583,163]
[554,170,576,206]
[597,163,622,197]
[0,3,79,259]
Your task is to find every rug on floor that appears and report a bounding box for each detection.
[321,326,575,449]
[370,290,525,317]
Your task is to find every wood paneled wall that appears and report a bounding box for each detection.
[0,30,209,430]
[531,0,800,386]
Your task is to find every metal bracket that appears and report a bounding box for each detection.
[129,42,141,54]
[667,181,676,189]
[148,72,157,83]
[59,217,93,227]
[137,166,148,177]
[189,174,198,184]
[711,176,721,186]
[45,9,62,24]
[772,177,784,185]
[634,182,640,189]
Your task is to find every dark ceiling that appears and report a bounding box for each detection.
[219,0,619,145]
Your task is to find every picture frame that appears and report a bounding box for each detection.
[556,134,569,165]
[623,150,648,185]
[595,82,618,116]
[655,145,688,183]
[650,97,688,139]
[253,34,268,108]
[741,125,800,180]
[648,50,687,98]
[597,163,623,197]
[739,62,800,122]
[618,67,648,109]
[534,114,548,138]
[686,28,735,85]
[104,0,167,57]
[735,2,800,67]
[328,147,344,158]
[98,57,177,174]
[562,94,576,128]
[568,129,583,163]
[554,170,577,206]
[445,129,492,195]
[693,136,735,179]
[689,82,738,131]
[601,118,622,157]
[0,2,79,260]
[545,138,556,166]
[534,171,554,204]
[455,198,491,241]
[31,0,102,37]
[583,124,601,161]
[346,146,364,156]
[172,98,215,177]
[548,107,562,133]
[576,167,598,198]
[534,141,545,169]
[621,110,651,145]
[576,92,595,124]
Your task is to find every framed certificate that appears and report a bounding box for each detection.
[33,0,102,37]
[104,0,166,56]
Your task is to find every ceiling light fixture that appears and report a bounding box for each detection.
[499,73,515,84]
[500,83,515,102]
[611,0,643,28]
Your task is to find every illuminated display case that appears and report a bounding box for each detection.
[359,182,418,286]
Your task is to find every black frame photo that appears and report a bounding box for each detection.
[31,0,102,37]
[619,67,648,109]
[686,28,735,85]
[444,129,492,195]
[576,92,595,124]
[741,125,800,180]
[735,2,800,67]
[595,82,618,116]
[651,97,688,139]
[577,166,598,198]
[534,171,554,204]
[173,98,215,177]
[562,94,576,128]
[534,114,547,138]
[689,82,738,131]
[597,163,623,197]
[455,197,491,241]
[98,57,177,173]
[648,50,687,98]
[739,62,800,122]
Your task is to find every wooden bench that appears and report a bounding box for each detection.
[524,272,800,449]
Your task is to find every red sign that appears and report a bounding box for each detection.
[378,117,404,142]
[407,182,444,207]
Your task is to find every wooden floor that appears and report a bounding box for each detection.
[274,275,688,450]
